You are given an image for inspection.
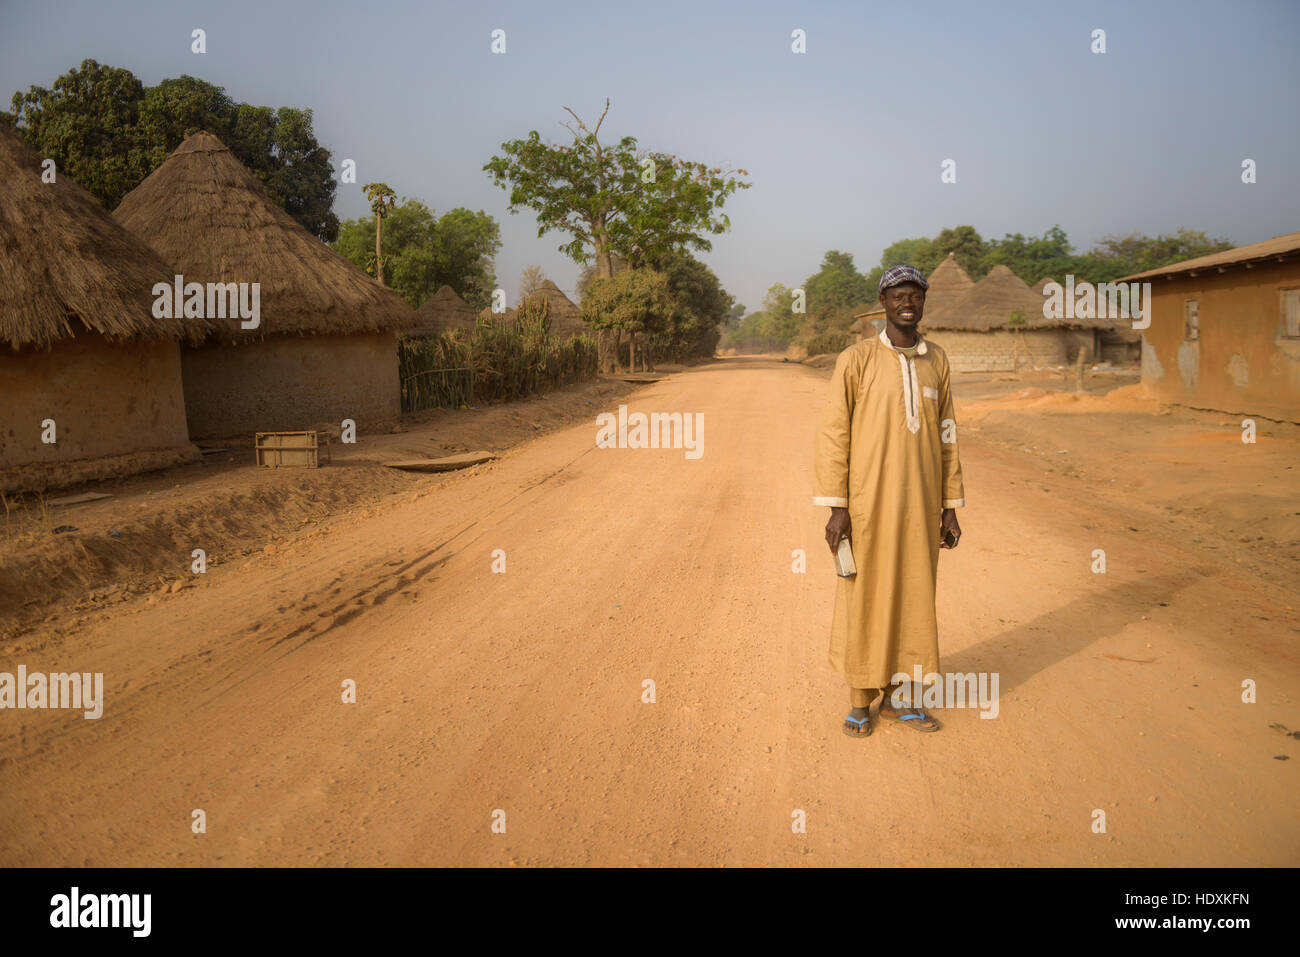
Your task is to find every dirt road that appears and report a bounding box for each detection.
[2,357,1297,866]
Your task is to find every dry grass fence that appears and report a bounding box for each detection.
[399,295,598,412]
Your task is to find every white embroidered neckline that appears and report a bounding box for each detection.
[878,329,924,433]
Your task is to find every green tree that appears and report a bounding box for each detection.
[931,225,986,277]
[3,60,148,207]
[333,201,501,310]
[803,250,873,334]
[878,237,939,276]
[137,75,235,167]
[485,100,749,370]
[981,225,1075,283]
[763,283,803,343]
[430,207,501,311]
[643,249,735,361]
[240,105,340,242]
[484,100,749,279]
[1087,229,1233,278]
[5,59,339,239]
[580,268,674,370]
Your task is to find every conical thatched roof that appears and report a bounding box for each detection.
[928,253,975,296]
[113,131,418,339]
[0,121,210,350]
[527,279,587,337]
[412,285,477,337]
[924,264,1110,331]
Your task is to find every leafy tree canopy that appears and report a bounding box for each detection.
[802,249,873,334]
[642,249,735,361]
[485,100,750,279]
[4,60,340,240]
[580,268,674,338]
[333,200,501,311]
[860,224,1234,289]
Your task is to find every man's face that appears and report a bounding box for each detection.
[881,282,926,329]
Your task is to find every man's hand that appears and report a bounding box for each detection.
[825,507,851,553]
[939,508,961,549]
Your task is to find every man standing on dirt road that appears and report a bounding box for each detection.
[812,264,965,738]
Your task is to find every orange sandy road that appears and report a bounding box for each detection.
[1,357,1296,866]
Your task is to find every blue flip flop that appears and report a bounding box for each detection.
[878,706,941,732]
[842,713,872,737]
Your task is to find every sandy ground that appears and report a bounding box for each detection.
[1,356,1297,866]
[0,376,645,640]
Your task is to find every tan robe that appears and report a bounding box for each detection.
[812,328,965,688]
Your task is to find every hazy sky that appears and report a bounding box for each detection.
[3,0,1297,312]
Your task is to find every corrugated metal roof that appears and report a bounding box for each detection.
[1117,231,1300,282]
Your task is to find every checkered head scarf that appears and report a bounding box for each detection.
[878,265,930,293]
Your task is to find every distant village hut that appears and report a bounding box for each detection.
[412,285,477,338]
[527,280,588,338]
[1118,231,1300,422]
[0,122,208,493]
[1032,277,1140,365]
[478,279,589,339]
[921,265,1111,372]
[113,131,419,439]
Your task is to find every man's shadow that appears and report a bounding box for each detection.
[942,568,1217,696]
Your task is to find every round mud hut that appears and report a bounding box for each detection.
[921,264,1112,371]
[113,131,419,439]
[0,121,209,493]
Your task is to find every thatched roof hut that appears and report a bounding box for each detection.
[478,279,590,338]
[1,121,201,490]
[114,131,417,339]
[412,285,477,337]
[924,264,1110,331]
[1,122,210,350]
[528,279,587,337]
[927,253,976,298]
[918,266,1116,372]
[112,131,417,438]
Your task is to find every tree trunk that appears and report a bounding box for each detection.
[593,235,622,373]
[375,213,384,285]
[630,334,636,373]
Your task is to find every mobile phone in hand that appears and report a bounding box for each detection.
[941,528,959,548]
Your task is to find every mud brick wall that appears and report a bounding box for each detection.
[1,331,193,485]
[921,329,1075,372]
[179,331,401,439]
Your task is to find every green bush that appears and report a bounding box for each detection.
[804,330,852,355]
[399,296,598,412]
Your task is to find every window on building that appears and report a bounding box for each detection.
[1184,299,1199,341]
[1283,289,1300,339]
